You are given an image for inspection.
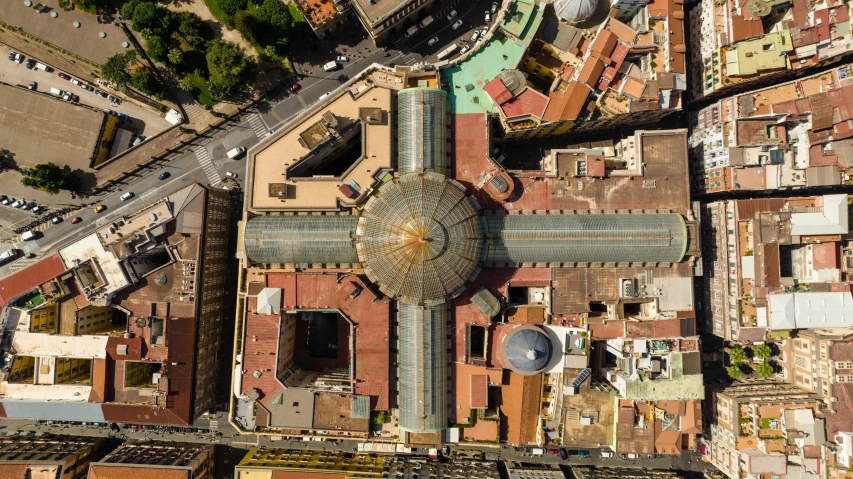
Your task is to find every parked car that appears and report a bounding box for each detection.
[225,171,238,179]
[80,83,94,91]
[7,52,15,61]
[577,450,590,457]
[70,217,82,224]
[21,202,32,210]
[547,449,558,455]
[70,78,80,85]
[58,72,71,80]
[492,1,499,13]
[290,83,301,93]
[14,53,23,64]
[1,197,14,205]
[481,26,489,36]
[336,55,349,62]
[108,95,121,104]
[559,449,569,460]
[471,30,480,41]
[452,19,463,30]
[428,37,439,46]
[447,9,457,21]
[601,451,614,458]
[158,172,171,180]
[460,45,470,54]
[103,108,116,116]
[51,217,63,224]
[94,89,108,98]
[485,12,491,22]
[117,113,130,121]
[28,81,37,90]
[25,59,34,69]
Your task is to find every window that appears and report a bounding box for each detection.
[835,361,853,370]
[795,356,805,366]
[763,43,775,51]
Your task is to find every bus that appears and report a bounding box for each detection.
[437,44,458,60]
[0,248,18,264]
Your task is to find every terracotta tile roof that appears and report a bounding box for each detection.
[618,406,635,424]
[734,198,786,219]
[607,18,638,44]
[239,310,282,404]
[589,320,626,339]
[812,242,839,270]
[578,60,606,89]
[0,253,66,308]
[809,92,833,130]
[621,77,646,100]
[500,88,550,119]
[90,358,108,403]
[590,30,618,57]
[0,465,28,479]
[731,15,764,42]
[452,363,503,414]
[543,81,590,121]
[471,375,489,409]
[654,424,682,454]
[88,466,190,479]
[484,78,514,106]
[683,400,702,434]
[500,371,541,445]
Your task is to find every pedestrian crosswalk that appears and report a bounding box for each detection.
[209,417,219,431]
[194,146,221,185]
[393,37,408,50]
[247,113,268,139]
[399,54,419,66]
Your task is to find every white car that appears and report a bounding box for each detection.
[70,78,80,86]
[491,2,498,13]
[601,451,614,458]
[447,9,457,21]
[225,171,238,178]
[471,30,480,42]
[485,12,491,22]
[481,26,489,36]
[460,45,470,54]
[120,192,134,201]
[452,19,463,30]
[336,55,348,62]
[14,53,23,64]
[428,37,439,46]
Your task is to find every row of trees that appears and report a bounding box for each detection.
[229,0,298,60]
[101,50,169,100]
[727,344,775,380]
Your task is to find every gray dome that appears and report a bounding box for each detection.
[555,0,599,24]
[501,325,552,375]
[497,70,527,96]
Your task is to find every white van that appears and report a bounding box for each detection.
[50,87,64,96]
[20,231,37,241]
[318,92,331,100]
[601,451,614,458]
[226,146,246,159]
[35,62,51,71]
[323,61,339,72]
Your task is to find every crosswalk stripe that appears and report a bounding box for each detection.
[193,146,221,185]
[247,114,268,139]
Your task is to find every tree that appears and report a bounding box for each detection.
[75,0,105,12]
[727,365,742,381]
[120,0,141,19]
[168,48,184,65]
[754,344,773,361]
[101,51,138,86]
[206,40,254,99]
[179,76,195,92]
[178,12,204,46]
[219,0,248,16]
[130,69,167,99]
[132,2,171,33]
[729,344,747,364]
[755,362,775,379]
[21,163,65,194]
[233,11,261,46]
[146,35,169,62]
[255,0,293,32]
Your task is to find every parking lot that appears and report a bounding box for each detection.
[1,46,171,138]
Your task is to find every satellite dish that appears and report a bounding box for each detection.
[135,317,149,328]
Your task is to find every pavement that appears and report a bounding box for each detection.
[0,47,172,138]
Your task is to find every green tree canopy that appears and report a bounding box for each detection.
[120,0,141,19]
[727,365,742,381]
[101,51,138,86]
[168,48,184,65]
[178,12,205,46]
[729,345,747,364]
[132,2,172,33]
[219,0,248,16]
[255,0,293,32]
[179,76,195,92]
[146,35,169,62]
[21,163,65,194]
[233,11,261,46]
[206,39,254,99]
[753,344,773,360]
[755,362,775,379]
[130,69,168,100]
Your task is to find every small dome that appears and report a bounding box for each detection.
[555,0,599,24]
[501,325,553,375]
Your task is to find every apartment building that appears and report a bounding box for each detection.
[688,0,853,100]
[572,467,682,479]
[0,434,102,479]
[87,442,212,479]
[350,0,436,46]
[690,64,853,195]
[700,193,852,340]
[0,183,231,426]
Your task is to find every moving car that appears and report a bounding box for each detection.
[336,55,349,62]
[58,72,71,80]
[103,108,116,116]
[20,231,38,241]
[108,95,121,104]
[120,192,134,201]
[290,83,301,93]
[94,205,106,213]
[428,37,439,46]
[158,172,171,180]
[225,171,238,179]
[452,19,463,30]
[70,217,82,224]
[323,61,339,72]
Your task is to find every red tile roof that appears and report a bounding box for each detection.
[590,30,618,57]
[731,15,764,42]
[543,81,590,121]
[812,242,839,270]
[0,253,66,307]
[499,88,550,119]
[239,310,283,404]
[471,375,489,409]
[484,78,514,106]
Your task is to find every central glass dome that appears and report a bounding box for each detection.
[356,172,484,306]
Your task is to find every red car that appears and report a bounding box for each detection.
[548,449,559,455]
[58,72,70,80]
[69,217,82,224]
[290,83,301,93]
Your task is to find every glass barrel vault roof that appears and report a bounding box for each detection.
[356,172,484,306]
[244,215,359,266]
[397,87,448,174]
[397,304,447,433]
